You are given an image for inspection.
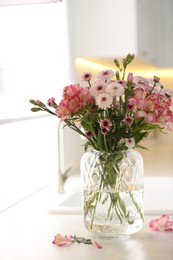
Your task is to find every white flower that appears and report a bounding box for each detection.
[107,81,124,97]
[125,138,135,149]
[82,72,92,81]
[97,69,114,80]
[96,93,113,110]
[90,80,106,97]
[133,76,149,85]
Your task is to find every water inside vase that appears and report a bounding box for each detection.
[83,188,144,238]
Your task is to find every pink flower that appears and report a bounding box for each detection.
[136,98,147,110]
[100,118,112,130]
[101,127,109,135]
[94,241,102,249]
[55,100,70,120]
[115,100,120,109]
[52,233,102,249]
[145,99,156,112]
[82,72,92,81]
[47,97,55,107]
[67,96,82,113]
[149,214,173,232]
[123,116,133,125]
[127,72,133,82]
[35,100,41,105]
[52,234,73,246]
[145,112,157,123]
[136,110,146,119]
[63,84,79,99]
[85,130,93,138]
[127,97,136,110]
[78,87,94,106]
[134,88,147,99]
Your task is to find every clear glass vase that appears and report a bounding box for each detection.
[80,149,144,238]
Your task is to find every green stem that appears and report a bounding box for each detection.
[129,191,144,221]
[90,192,99,229]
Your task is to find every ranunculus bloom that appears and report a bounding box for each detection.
[149,214,173,232]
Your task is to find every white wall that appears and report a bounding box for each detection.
[0,116,59,212]
[0,2,77,210]
[66,0,137,58]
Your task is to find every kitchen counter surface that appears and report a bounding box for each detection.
[0,186,173,260]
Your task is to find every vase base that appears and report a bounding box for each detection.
[84,219,143,238]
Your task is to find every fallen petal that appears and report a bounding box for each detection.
[94,241,103,249]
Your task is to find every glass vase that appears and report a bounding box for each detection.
[80,149,144,238]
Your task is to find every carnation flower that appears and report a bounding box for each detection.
[85,130,93,138]
[125,138,135,149]
[90,81,106,97]
[100,118,112,130]
[107,81,124,97]
[123,116,133,125]
[82,72,92,81]
[101,127,109,135]
[96,93,113,110]
[97,69,114,80]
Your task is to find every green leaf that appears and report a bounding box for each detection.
[135,144,149,151]
[81,120,91,131]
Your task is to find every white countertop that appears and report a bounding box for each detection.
[0,186,173,260]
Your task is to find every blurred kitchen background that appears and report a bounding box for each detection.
[0,0,173,213]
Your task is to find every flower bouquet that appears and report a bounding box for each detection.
[30,54,173,237]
